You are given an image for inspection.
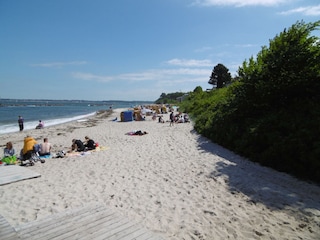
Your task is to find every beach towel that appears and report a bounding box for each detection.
[1,156,17,165]
[91,146,108,151]
[64,146,108,157]
[66,152,91,157]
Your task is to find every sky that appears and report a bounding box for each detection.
[0,0,319,101]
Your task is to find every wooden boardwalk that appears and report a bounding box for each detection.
[1,204,164,240]
[0,215,19,240]
[0,165,41,186]
[0,166,164,239]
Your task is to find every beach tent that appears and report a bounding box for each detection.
[120,111,133,122]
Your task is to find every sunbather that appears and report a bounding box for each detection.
[71,139,85,152]
[84,136,96,150]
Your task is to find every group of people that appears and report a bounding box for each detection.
[17,116,45,132]
[152,111,190,125]
[3,135,97,163]
[20,136,52,160]
[2,136,52,162]
[70,136,97,152]
[170,112,189,126]
[1,116,98,164]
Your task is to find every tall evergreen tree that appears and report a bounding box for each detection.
[208,63,231,88]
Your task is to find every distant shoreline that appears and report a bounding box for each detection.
[0,99,154,135]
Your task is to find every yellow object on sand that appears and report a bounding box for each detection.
[92,146,108,152]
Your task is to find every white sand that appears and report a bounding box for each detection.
[0,108,319,239]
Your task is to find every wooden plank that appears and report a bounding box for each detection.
[118,228,153,240]
[77,219,138,240]
[15,204,164,240]
[95,223,149,240]
[16,205,109,238]
[0,215,19,240]
[0,165,41,186]
[42,210,122,240]
[16,204,106,232]
[57,214,124,240]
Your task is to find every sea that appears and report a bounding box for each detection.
[0,99,154,135]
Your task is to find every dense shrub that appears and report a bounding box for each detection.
[180,21,320,183]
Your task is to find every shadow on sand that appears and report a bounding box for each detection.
[193,129,320,217]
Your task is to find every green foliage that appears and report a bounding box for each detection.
[208,63,232,88]
[180,20,320,183]
[155,92,188,104]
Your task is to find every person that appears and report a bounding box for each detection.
[133,130,148,136]
[4,142,15,157]
[71,139,85,152]
[152,112,157,121]
[84,136,96,150]
[39,138,51,156]
[184,113,190,123]
[18,116,24,131]
[21,135,37,160]
[169,111,174,126]
[177,115,185,123]
[36,120,44,129]
[158,116,164,123]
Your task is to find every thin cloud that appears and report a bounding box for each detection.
[192,0,289,7]
[72,68,211,83]
[166,58,213,67]
[235,44,258,48]
[30,61,87,68]
[71,72,112,82]
[194,46,214,52]
[279,5,320,16]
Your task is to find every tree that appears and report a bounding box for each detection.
[181,20,320,183]
[208,63,231,88]
[193,86,203,93]
[160,93,167,98]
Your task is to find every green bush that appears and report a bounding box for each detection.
[179,20,320,183]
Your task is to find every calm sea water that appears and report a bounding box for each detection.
[0,99,153,135]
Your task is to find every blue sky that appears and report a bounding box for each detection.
[1,0,319,101]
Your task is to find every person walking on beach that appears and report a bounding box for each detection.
[169,111,174,127]
[18,116,24,131]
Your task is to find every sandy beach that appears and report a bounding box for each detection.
[0,108,319,240]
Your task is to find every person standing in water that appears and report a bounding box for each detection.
[18,116,24,131]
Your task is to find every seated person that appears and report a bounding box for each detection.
[158,116,164,123]
[4,141,15,157]
[184,114,190,122]
[35,120,44,129]
[39,138,52,156]
[71,139,85,152]
[177,115,185,123]
[21,135,37,160]
[84,136,96,150]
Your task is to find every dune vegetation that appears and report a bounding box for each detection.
[179,20,320,183]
